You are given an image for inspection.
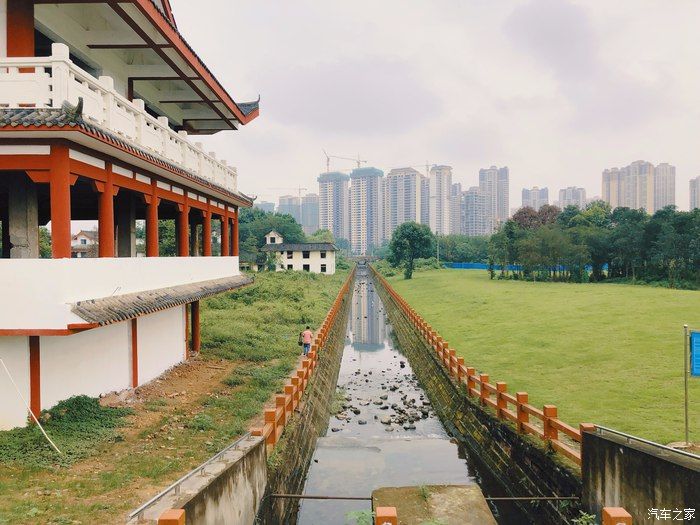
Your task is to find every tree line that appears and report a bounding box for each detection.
[488,202,700,288]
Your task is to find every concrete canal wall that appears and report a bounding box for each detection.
[372,267,583,525]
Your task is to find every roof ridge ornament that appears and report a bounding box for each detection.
[61,97,84,122]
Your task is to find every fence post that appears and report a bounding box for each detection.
[276,395,286,427]
[516,392,529,433]
[466,367,476,396]
[602,507,632,525]
[375,507,398,525]
[264,408,276,448]
[496,382,507,419]
[579,423,596,465]
[159,509,185,525]
[456,357,465,382]
[479,373,489,405]
[543,405,558,441]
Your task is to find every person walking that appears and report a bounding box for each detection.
[300,326,313,356]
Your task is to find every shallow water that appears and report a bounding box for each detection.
[297,269,530,524]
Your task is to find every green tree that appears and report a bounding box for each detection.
[388,222,434,279]
[307,229,335,243]
[39,226,52,258]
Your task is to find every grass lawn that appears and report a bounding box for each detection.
[0,270,347,525]
[388,269,700,445]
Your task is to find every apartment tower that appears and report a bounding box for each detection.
[479,166,509,233]
[349,167,384,255]
[429,165,452,235]
[383,167,422,239]
[317,171,350,242]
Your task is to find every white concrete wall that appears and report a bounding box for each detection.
[137,307,186,385]
[0,256,239,329]
[0,337,30,430]
[40,322,131,410]
[274,250,336,274]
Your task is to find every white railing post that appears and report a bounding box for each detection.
[157,116,169,156]
[132,99,146,144]
[98,76,115,128]
[50,43,71,108]
[178,130,189,167]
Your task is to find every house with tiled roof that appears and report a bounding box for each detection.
[261,231,337,274]
[0,1,259,429]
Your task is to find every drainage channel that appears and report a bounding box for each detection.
[296,267,531,524]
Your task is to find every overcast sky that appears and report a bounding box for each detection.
[175,0,700,210]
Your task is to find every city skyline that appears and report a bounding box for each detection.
[179,1,700,213]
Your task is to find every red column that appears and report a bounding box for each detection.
[7,0,34,58]
[177,200,189,256]
[191,301,201,354]
[203,208,212,256]
[221,213,230,257]
[29,336,40,421]
[98,167,115,257]
[146,195,159,257]
[50,145,71,259]
[232,208,239,256]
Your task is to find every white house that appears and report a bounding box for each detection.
[71,230,98,258]
[261,231,337,274]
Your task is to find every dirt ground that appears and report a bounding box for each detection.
[0,356,243,524]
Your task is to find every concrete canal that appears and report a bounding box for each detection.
[297,267,530,524]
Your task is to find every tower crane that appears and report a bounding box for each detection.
[322,150,368,172]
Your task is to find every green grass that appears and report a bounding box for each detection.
[388,269,700,444]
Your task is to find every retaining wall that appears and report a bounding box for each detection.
[372,268,583,525]
[582,430,700,523]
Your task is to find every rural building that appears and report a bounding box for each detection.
[261,231,336,274]
[71,229,98,258]
[0,0,259,429]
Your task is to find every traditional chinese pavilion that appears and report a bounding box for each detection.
[0,0,259,429]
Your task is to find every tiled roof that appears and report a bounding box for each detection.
[71,274,252,326]
[0,102,254,207]
[261,243,337,252]
[237,97,260,117]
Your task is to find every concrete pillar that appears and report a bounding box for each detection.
[115,193,136,257]
[189,211,201,256]
[7,175,38,258]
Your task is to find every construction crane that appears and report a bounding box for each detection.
[322,150,368,172]
[267,186,308,200]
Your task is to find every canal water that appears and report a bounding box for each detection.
[297,268,530,524]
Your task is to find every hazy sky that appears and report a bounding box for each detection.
[175,0,700,210]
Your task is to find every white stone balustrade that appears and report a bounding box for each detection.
[0,43,237,193]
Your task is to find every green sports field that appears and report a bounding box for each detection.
[388,269,700,444]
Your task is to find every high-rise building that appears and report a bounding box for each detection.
[254,201,275,213]
[318,171,350,241]
[301,193,320,235]
[653,163,675,211]
[278,195,301,223]
[450,183,463,235]
[429,165,452,235]
[383,167,422,239]
[691,176,700,210]
[463,186,488,237]
[521,187,549,211]
[602,161,675,212]
[558,187,587,209]
[478,166,509,233]
[349,167,384,255]
[420,176,430,226]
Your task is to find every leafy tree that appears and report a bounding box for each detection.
[307,229,335,243]
[39,226,52,258]
[388,222,434,279]
[512,206,540,230]
[239,208,305,248]
[537,204,561,225]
